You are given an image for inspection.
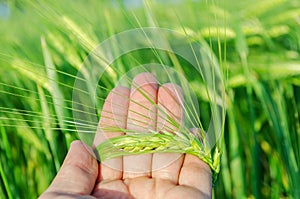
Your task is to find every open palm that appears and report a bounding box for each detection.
[40,73,212,199]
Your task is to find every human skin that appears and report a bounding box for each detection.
[40,73,212,199]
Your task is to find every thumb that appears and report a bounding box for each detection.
[42,140,98,196]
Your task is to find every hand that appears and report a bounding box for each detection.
[40,73,212,199]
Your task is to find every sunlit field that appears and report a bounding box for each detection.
[0,0,300,198]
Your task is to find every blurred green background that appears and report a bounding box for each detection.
[0,0,300,198]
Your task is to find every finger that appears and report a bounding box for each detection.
[123,73,158,178]
[43,141,98,195]
[179,154,212,196]
[94,86,130,181]
[152,83,184,184]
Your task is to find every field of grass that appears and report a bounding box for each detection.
[0,0,300,198]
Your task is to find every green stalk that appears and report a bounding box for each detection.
[0,125,14,199]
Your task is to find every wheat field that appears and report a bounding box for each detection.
[0,0,300,198]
